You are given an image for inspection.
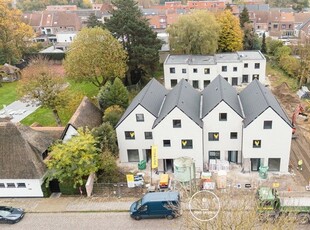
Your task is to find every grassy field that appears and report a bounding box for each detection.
[0,82,19,110]
[0,79,99,126]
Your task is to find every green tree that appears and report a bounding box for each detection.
[296,42,310,87]
[92,122,118,155]
[97,77,129,111]
[167,10,220,55]
[86,13,104,28]
[267,39,283,56]
[261,32,267,54]
[45,128,100,189]
[17,58,69,126]
[64,27,128,88]
[274,46,292,61]
[105,0,162,84]
[239,7,250,28]
[243,23,261,50]
[103,105,125,127]
[217,10,243,52]
[97,150,120,183]
[279,55,300,78]
[0,0,34,64]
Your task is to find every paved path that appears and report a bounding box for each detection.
[0,100,40,122]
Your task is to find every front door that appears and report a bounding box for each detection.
[251,158,261,171]
[232,77,238,86]
[164,159,174,173]
[145,149,151,163]
[49,179,60,193]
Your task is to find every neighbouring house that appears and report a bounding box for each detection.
[0,122,56,197]
[116,76,292,173]
[61,96,103,143]
[164,51,266,90]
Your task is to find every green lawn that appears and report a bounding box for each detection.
[0,82,19,110]
[0,79,98,126]
[21,80,99,126]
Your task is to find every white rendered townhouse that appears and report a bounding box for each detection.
[202,76,244,166]
[239,80,292,173]
[164,50,266,90]
[152,79,204,172]
[116,79,168,163]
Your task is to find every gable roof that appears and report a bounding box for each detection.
[0,122,55,179]
[153,79,202,128]
[239,80,291,128]
[69,96,103,130]
[116,78,168,128]
[202,75,243,118]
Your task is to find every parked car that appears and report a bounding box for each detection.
[0,206,25,224]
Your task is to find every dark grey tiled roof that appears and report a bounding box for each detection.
[239,4,270,11]
[239,80,291,127]
[116,79,168,127]
[202,75,243,118]
[153,79,202,128]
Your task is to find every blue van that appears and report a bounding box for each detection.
[130,191,180,220]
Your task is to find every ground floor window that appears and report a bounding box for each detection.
[127,149,139,162]
[232,77,238,86]
[251,158,261,171]
[268,158,281,171]
[228,151,238,163]
[209,151,220,160]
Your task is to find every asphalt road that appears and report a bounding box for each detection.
[1,212,182,230]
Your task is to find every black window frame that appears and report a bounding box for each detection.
[144,132,153,140]
[192,80,199,89]
[204,68,210,74]
[7,183,16,188]
[170,67,175,73]
[0,183,5,188]
[233,67,238,72]
[173,119,181,128]
[163,140,171,147]
[208,132,219,141]
[181,139,193,149]
[219,113,227,121]
[182,68,186,74]
[253,140,261,148]
[242,75,249,83]
[17,183,26,188]
[136,114,144,122]
[255,63,260,69]
[171,79,177,87]
[193,68,198,73]
[230,132,238,139]
[204,80,210,88]
[222,66,227,72]
[264,120,272,129]
[244,63,248,68]
[125,131,135,140]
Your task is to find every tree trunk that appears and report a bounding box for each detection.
[52,109,62,127]
[126,70,132,85]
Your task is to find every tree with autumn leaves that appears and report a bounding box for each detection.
[0,0,33,64]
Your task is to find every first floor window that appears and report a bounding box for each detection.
[208,132,219,141]
[244,63,248,68]
[163,140,171,147]
[204,68,210,74]
[192,80,199,89]
[232,77,238,86]
[144,132,153,139]
[230,132,238,139]
[7,183,16,188]
[171,79,177,87]
[125,131,135,139]
[219,113,227,121]
[181,139,193,149]
[182,68,186,73]
[127,149,139,162]
[222,66,227,72]
[253,140,261,148]
[170,67,175,73]
[0,183,5,188]
[233,67,237,72]
[193,68,198,73]
[252,74,259,80]
[255,63,260,69]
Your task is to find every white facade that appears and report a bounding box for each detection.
[242,108,292,172]
[164,51,266,90]
[0,179,44,197]
[62,124,78,143]
[202,101,243,165]
[56,32,77,43]
[116,105,156,163]
[153,107,203,172]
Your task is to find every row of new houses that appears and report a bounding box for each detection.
[116,75,292,174]
[163,50,266,90]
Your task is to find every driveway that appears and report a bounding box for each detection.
[0,100,41,122]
